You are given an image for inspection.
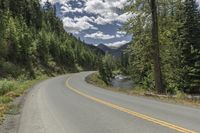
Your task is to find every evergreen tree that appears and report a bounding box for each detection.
[99,54,115,85]
[179,0,200,93]
[43,0,52,11]
[0,0,102,78]
[124,0,199,94]
[150,0,165,94]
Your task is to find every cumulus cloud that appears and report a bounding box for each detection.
[63,16,97,34]
[84,0,110,15]
[42,0,134,33]
[94,16,111,25]
[40,0,133,46]
[85,31,115,40]
[61,4,83,13]
[117,12,134,23]
[105,40,130,47]
[116,31,127,38]
[84,0,134,25]
[40,0,67,4]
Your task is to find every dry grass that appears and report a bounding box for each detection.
[0,76,47,123]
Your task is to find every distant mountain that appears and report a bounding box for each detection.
[97,44,112,53]
[85,44,105,55]
[97,43,129,59]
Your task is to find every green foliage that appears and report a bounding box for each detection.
[120,50,130,75]
[0,61,21,78]
[178,0,200,94]
[0,96,12,104]
[99,54,115,84]
[0,0,101,79]
[85,73,107,88]
[0,80,16,96]
[0,75,48,121]
[124,0,200,94]
[0,1,103,121]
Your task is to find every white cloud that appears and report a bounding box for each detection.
[84,0,134,25]
[93,12,134,25]
[85,31,115,40]
[60,1,85,13]
[61,4,84,13]
[42,0,135,32]
[63,16,97,34]
[117,31,126,35]
[40,0,67,4]
[105,40,130,47]
[116,31,127,38]
[117,12,135,23]
[94,16,114,25]
[84,0,110,15]
[40,0,133,46]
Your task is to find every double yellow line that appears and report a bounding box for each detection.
[65,77,196,133]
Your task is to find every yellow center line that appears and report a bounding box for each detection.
[65,77,197,133]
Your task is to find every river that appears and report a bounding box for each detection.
[111,75,134,89]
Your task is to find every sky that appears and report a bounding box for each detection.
[40,0,200,47]
[41,0,133,47]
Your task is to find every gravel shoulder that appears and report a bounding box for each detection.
[0,86,33,133]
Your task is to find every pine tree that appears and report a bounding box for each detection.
[179,0,200,93]
[43,0,52,11]
[99,54,115,84]
[150,0,165,94]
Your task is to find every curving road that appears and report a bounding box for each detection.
[18,72,200,133]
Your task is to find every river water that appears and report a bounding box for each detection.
[111,75,134,89]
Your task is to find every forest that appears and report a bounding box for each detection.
[0,0,101,79]
[0,0,200,104]
[99,0,200,95]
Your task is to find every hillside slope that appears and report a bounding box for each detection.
[0,0,102,78]
[97,43,129,58]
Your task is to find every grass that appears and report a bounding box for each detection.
[85,72,108,88]
[85,72,146,95]
[86,72,200,107]
[0,75,47,123]
[5,104,20,115]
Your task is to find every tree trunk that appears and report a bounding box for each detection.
[150,0,165,94]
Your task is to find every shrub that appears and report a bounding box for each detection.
[0,61,21,78]
[99,54,115,84]
[0,96,12,104]
[0,80,17,96]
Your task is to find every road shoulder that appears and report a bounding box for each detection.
[85,72,200,108]
[0,85,34,133]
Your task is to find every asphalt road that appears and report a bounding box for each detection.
[18,72,200,133]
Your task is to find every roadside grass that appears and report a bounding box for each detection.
[0,76,47,123]
[85,73,146,96]
[86,72,200,107]
[85,72,107,88]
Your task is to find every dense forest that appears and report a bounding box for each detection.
[0,0,101,79]
[99,0,200,95]
[125,0,200,94]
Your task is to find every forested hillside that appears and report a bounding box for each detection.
[123,0,200,94]
[0,0,101,79]
[98,0,200,95]
[97,43,129,59]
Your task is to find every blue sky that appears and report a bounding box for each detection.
[41,0,133,47]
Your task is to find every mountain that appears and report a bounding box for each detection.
[85,44,105,55]
[97,43,129,59]
[97,44,113,53]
